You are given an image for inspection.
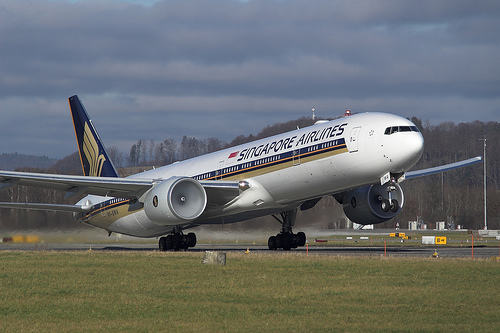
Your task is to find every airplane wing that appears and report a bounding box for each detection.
[405,156,482,180]
[0,170,241,212]
[0,156,482,213]
[0,170,154,199]
[200,180,241,207]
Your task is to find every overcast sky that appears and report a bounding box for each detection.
[1,0,499,159]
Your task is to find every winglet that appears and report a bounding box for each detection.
[68,95,119,178]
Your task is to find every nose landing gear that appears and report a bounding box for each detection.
[379,183,399,213]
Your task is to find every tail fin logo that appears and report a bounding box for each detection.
[83,122,106,177]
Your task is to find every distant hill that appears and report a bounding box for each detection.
[50,151,82,175]
[0,152,58,171]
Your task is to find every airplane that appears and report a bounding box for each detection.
[0,95,482,250]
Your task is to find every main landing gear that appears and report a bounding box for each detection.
[159,228,196,251]
[268,209,306,250]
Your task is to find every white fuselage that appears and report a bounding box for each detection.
[77,112,424,237]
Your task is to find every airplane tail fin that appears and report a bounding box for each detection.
[68,95,119,178]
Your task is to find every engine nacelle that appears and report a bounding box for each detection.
[144,177,207,226]
[342,183,404,225]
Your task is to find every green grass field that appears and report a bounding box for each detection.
[0,251,498,332]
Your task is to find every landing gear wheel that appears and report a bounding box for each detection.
[165,235,174,250]
[381,199,391,212]
[390,199,399,212]
[173,233,183,250]
[187,233,197,248]
[268,236,277,250]
[159,237,168,251]
[282,232,293,250]
[275,233,283,249]
[297,232,306,247]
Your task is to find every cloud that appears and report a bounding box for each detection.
[0,0,499,158]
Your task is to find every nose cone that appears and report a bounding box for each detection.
[382,120,424,173]
[403,132,424,169]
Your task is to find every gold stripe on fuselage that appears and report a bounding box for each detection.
[81,199,132,229]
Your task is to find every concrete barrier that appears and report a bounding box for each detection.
[202,251,226,265]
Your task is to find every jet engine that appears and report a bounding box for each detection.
[144,177,207,226]
[341,183,404,225]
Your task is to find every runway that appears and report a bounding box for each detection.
[1,242,499,258]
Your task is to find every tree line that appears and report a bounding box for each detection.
[122,116,316,168]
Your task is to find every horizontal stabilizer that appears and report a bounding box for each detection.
[0,202,92,213]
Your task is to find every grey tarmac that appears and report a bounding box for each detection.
[1,242,498,259]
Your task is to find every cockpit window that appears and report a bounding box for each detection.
[384,126,420,135]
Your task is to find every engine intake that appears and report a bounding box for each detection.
[144,177,207,225]
[342,183,404,225]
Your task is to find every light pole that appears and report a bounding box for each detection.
[479,137,488,230]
